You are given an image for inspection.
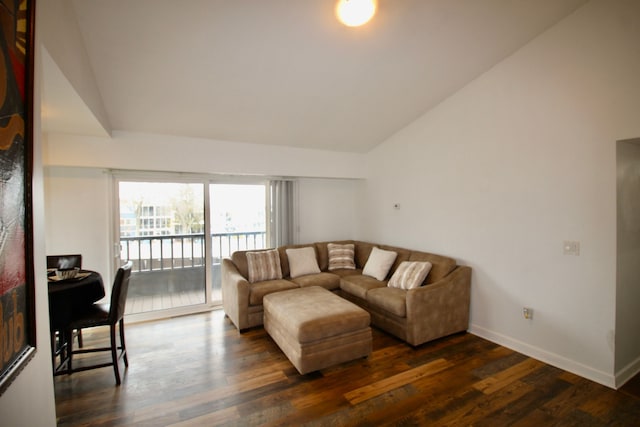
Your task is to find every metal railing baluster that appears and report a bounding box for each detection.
[120,231,266,272]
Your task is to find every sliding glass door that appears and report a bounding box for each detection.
[118,181,206,315]
[115,175,268,318]
[209,184,267,301]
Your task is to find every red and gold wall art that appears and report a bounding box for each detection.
[0,0,35,395]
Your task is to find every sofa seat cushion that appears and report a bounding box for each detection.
[291,272,340,290]
[340,274,386,299]
[366,287,407,318]
[249,279,299,306]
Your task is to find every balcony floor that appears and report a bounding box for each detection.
[125,290,208,314]
[124,265,221,315]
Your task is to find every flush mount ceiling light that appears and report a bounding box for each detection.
[336,0,377,27]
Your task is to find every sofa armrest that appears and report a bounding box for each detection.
[222,258,251,331]
[405,265,471,346]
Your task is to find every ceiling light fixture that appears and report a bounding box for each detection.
[336,0,377,27]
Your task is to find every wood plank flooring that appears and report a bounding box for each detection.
[53,309,640,426]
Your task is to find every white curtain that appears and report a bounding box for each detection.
[270,180,294,247]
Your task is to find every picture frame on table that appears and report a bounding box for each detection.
[0,0,37,396]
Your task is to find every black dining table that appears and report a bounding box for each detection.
[48,269,105,332]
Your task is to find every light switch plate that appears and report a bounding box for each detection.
[563,241,580,256]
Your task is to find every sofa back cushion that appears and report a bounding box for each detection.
[354,242,375,269]
[230,242,457,285]
[408,251,456,284]
[379,245,411,276]
[352,242,410,276]
[353,242,411,280]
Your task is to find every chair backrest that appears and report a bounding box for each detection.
[108,261,133,323]
[47,254,82,270]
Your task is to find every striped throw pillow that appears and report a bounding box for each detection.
[246,249,283,283]
[388,261,432,290]
[327,243,356,270]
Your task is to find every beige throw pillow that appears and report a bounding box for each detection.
[286,247,321,278]
[388,261,432,290]
[246,249,283,283]
[327,243,356,270]
[362,247,397,281]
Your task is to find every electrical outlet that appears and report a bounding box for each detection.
[523,307,533,319]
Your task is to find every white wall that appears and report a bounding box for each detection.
[43,164,113,285]
[39,0,110,134]
[361,0,640,387]
[616,139,640,384]
[296,178,363,244]
[44,131,366,180]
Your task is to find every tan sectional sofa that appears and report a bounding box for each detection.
[221,240,471,346]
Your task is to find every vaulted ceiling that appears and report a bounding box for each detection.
[42,0,588,153]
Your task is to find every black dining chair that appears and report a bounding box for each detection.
[66,261,133,385]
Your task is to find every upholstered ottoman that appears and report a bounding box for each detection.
[263,286,372,374]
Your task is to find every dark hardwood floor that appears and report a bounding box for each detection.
[54,309,640,426]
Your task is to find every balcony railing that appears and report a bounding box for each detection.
[120,231,267,272]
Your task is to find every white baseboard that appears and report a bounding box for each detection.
[615,355,640,388]
[468,323,616,389]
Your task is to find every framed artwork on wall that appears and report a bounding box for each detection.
[0,0,36,396]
